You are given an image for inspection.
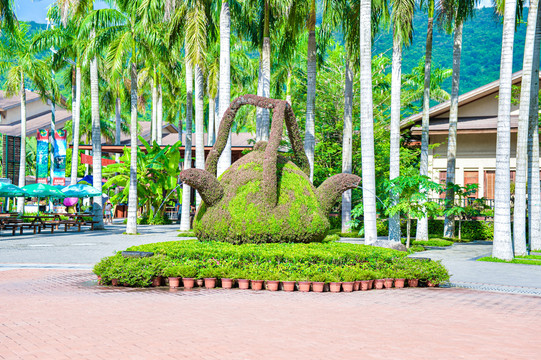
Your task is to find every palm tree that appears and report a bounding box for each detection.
[360,0,377,244]
[0,23,50,212]
[493,0,518,260]
[440,0,476,238]
[0,0,14,30]
[217,0,231,176]
[416,0,435,241]
[180,59,193,231]
[528,6,541,251]
[514,0,539,256]
[304,0,317,182]
[389,0,415,242]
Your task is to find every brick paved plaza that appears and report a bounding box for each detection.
[1,269,540,360]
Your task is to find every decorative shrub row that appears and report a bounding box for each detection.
[93,241,450,288]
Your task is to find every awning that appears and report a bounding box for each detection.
[80,153,116,166]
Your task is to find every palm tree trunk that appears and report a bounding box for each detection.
[514,0,539,256]
[70,64,81,185]
[286,68,292,105]
[416,12,434,241]
[443,21,463,239]
[493,0,517,260]
[360,0,377,244]
[341,58,353,233]
[529,5,541,251]
[217,0,231,177]
[389,36,402,242]
[180,61,193,231]
[90,55,104,230]
[126,61,138,235]
[17,73,26,213]
[157,83,163,145]
[194,64,205,207]
[208,95,215,146]
[256,0,270,143]
[115,95,121,162]
[151,70,157,143]
[304,0,317,182]
[178,108,183,142]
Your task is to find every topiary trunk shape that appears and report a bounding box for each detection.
[179,95,361,244]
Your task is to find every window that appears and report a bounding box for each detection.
[464,171,479,198]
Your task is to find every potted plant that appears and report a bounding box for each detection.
[327,273,342,293]
[219,266,234,289]
[163,265,182,288]
[199,267,217,289]
[250,268,265,291]
[358,270,371,291]
[383,269,394,289]
[310,272,326,293]
[373,271,385,290]
[341,268,356,292]
[179,264,198,289]
[265,269,280,291]
[393,270,406,288]
[235,269,250,290]
[297,269,312,292]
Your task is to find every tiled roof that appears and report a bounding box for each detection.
[0,108,72,137]
[0,90,42,111]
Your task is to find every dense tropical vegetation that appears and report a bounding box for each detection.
[0,1,540,263]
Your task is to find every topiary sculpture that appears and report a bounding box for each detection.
[179,95,360,244]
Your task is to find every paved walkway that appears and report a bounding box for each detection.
[1,269,540,360]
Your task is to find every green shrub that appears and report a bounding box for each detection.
[322,234,340,243]
[412,239,453,247]
[93,255,167,287]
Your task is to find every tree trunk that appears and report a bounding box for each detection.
[514,0,539,256]
[286,69,292,105]
[217,0,231,177]
[493,0,517,260]
[180,61,193,231]
[70,64,81,185]
[17,73,26,213]
[157,83,163,145]
[360,0,377,244]
[194,64,205,207]
[126,61,138,235]
[443,21,463,239]
[208,95,215,146]
[389,36,402,243]
[458,218,462,240]
[115,96,121,146]
[151,70,157,143]
[416,13,434,241]
[406,216,411,249]
[529,5,541,251]
[304,0,317,182]
[178,108,182,142]
[256,0,270,142]
[90,55,104,230]
[341,58,353,234]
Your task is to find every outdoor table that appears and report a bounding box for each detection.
[57,213,98,231]
[20,215,60,234]
[0,218,39,235]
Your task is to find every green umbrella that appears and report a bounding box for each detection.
[61,184,102,198]
[0,183,28,197]
[22,183,66,198]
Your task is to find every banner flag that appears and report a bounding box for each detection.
[36,129,49,184]
[52,129,67,186]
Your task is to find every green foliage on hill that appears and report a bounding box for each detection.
[373,7,531,94]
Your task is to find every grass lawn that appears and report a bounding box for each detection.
[478,255,541,266]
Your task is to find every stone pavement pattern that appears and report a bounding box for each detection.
[1,269,540,360]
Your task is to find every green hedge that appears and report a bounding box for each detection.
[93,240,450,287]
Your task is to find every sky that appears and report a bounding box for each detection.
[14,0,108,23]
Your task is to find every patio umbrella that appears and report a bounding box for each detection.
[61,184,102,198]
[0,183,28,197]
[22,183,66,198]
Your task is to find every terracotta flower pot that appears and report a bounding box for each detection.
[360,280,370,291]
[353,281,361,291]
[204,278,216,289]
[407,279,419,287]
[168,277,180,288]
[251,280,264,290]
[238,279,250,290]
[97,275,102,285]
[182,277,195,289]
[374,279,385,290]
[369,279,374,289]
[282,281,296,292]
[329,282,342,293]
[384,278,394,289]
[394,278,405,288]
[312,282,325,293]
[221,278,233,289]
[427,281,438,287]
[266,280,279,291]
[342,282,354,292]
[196,279,204,287]
[151,276,162,287]
[111,278,119,286]
[298,281,311,292]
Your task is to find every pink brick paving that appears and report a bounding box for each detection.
[0,270,540,360]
